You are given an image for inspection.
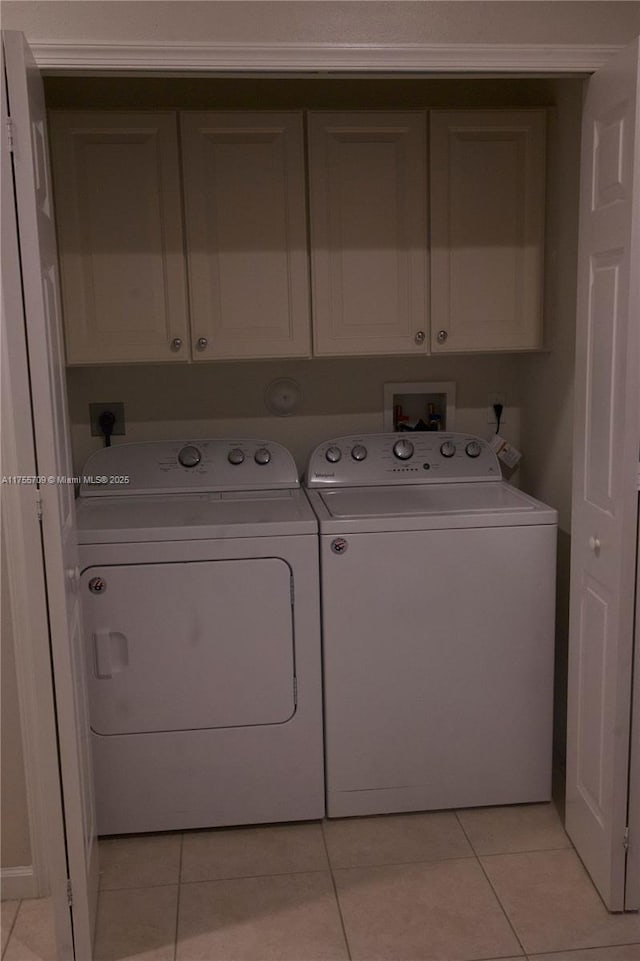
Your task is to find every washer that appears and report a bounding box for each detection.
[305,432,558,818]
[77,438,324,835]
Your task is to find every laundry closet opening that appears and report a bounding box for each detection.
[44,71,583,802]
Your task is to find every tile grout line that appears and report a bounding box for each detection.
[321,820,353,961]
[454,810,529,959]
[1,899,22,961]
[174,833,185,961]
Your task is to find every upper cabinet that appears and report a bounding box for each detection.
[49,107,547,364]
[307,112,429,357]
[180,112,311,361]
[430,110,546,353]
[49,112,189,365]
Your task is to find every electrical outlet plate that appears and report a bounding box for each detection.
[487,392,506,426]
[89,402,126,437]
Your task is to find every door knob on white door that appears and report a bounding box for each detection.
[588,536,601,554]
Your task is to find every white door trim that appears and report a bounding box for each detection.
[31,40,622,74]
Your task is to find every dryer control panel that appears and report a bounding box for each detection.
[80,439,300,496]
[306,433,501,487]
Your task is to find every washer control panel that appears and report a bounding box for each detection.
[80,439,299,496]
[305,433,501,487]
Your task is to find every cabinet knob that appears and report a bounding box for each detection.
[589,536,601,555]
[196,337,208,351]
[170,338,183,351]
[437,329,448,344]
[414,330,425,345]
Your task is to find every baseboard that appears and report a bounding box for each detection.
[1,865,37,901]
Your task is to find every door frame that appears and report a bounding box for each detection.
[7,29,637,912]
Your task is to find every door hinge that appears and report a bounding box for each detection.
[66,878,73,906]
[623,826,630,851]
[35,491,43,521]
[6,119,15,153]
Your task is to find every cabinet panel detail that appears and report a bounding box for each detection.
[430,110,546,352]
[180,112,310,360]
[308,112,428,357]
[49,112,189,364]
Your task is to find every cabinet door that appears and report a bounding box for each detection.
[49,112,189,365]
[308,112,428,357]
[181,112,310,360]
[430,110,545,353]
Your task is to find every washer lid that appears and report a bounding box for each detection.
[76,488,317,543]
[307,482,557,532]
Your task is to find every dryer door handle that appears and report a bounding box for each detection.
[94,631,129,679]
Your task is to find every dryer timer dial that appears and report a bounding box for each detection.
[178,445,202,468]
[465,440,482,458]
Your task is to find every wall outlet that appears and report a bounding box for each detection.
[89,402,126,437]
[487,392,506,426]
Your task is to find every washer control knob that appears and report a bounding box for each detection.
[393,439,414,461]
[325,446,342,463]
[351,444,367,462]
[440,441,456,458]
[465,440,482,458]
[178,445,202,468]
[254,447,271,466]
[228,448,245,466]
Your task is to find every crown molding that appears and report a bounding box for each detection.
[31,41,621,74]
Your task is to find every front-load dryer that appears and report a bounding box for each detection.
[77,439,324,835]
[305,432,558,819]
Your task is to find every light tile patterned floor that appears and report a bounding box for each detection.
[2,804,640,961]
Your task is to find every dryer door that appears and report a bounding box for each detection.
[82,558,295,734]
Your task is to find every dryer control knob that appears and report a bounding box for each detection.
[325,446,342,463]
[440,441,456,458]
[351,445,368,462]
[393,439,414,461]
[178,445,202,468]
[465,440,482,458]
[228,448,245,465]
[254,447,271,465]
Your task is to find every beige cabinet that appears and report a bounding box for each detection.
[180,112,311,360]
[49,112,189,365]
[430,110,546,353]
[307,112,429,357]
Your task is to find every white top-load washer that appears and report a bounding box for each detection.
[305,432,558,818]
[77,438,324,835]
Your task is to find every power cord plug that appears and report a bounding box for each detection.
[98,410,116,448]
[493,403,503,435]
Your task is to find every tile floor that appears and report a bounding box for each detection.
[2,803,640,961]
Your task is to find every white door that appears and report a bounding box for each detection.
[3,30,99,957]
[566,37,640,911]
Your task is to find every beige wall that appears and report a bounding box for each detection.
[66,353,525,477]
[1,531,32,870]
[2,1,639,48]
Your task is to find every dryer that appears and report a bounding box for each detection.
[77,438,324,835]
[305,432,558,818]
